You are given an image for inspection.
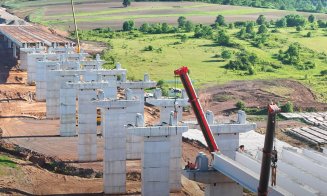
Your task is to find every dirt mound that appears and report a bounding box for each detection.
[200,79,327,116]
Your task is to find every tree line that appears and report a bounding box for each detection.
[129,0,326,13]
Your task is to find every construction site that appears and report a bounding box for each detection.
[1,1,327,196]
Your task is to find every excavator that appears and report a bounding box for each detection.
[174,66,280,195]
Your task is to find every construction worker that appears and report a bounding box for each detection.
[238,145,245,152]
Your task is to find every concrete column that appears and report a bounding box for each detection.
[103,107,127,194]
[7,39,11,48]
[59,74,78,137]
[12,44,16,58]
[128,124,188,196]
[36,62,60,101]
[46,70,60,119]
[143,136,170,196]
[119,76,156,160]
[27,53,45,84]
[95,99,139,194]
[126,88,144,160]
[146,94,189,192]
[78,89,97,161]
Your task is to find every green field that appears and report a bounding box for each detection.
[79,25,327,102]
[4,0,327,30]
[2,0,327,103]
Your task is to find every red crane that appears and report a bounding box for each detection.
[174,66,219,153]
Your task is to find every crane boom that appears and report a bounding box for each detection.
[258,104,280,196]
[174,66,219,152]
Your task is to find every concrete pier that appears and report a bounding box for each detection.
[67,81,114,160]
[95,99,139,194]
[146,89,189,192]
[128,114,188,196]
[35,60,60,101]
[46,63,83,119]
[119,74,156,160]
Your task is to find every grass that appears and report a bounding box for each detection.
[82,27,327,102]
[263,86,294,98]
[5,0,327,31]
[0,155,17,169]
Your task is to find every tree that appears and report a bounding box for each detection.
[281,101,294,113]
[216,30,230,46]
[246,22,255,34]
[237,27,246,38]
[215,15,226,26]
[317,20,327,28]
[256,15,266,25]
[235,101,245,110]
[161,23,169,33]
[316,1,323,12]
[308,14,315,23]
[178,16,187,28]
[285,14,306,27]
[139,23,150,33]
[276,18,287,28]
[122,0,131,7]
[194,25,213,38]
[185,21,194,32]
[122,20,134,31]
[284,43,301,64]
[257,24,268,34]
[221,50,232,59]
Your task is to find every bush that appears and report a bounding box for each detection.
[258,24,268,34]
[306,32,312,37]
[321,70,327,75]
[225,51,258,74]
[178,16,187,28]
[181,34,188,43]
[235,101,245,110]
[296,26,302,32]
[256,15,266,25]
[221,50,232,59]
[122,20,134,31]
[281,101,294,113]
[215,30,231,46]
[275,18,287,28]
[143,45,154,51]
[285,14,306,27]
[194,25,213,38]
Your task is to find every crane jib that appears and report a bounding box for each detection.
[174,66,219,153]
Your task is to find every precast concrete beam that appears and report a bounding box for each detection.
[302,149,327,165]
[210,123,257,134]
[281,148,327,180]
[128,126,188,137]
[182,169,233,184]
[235,152,318,196]
[212,152,289,196]
[118,81,157,90]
